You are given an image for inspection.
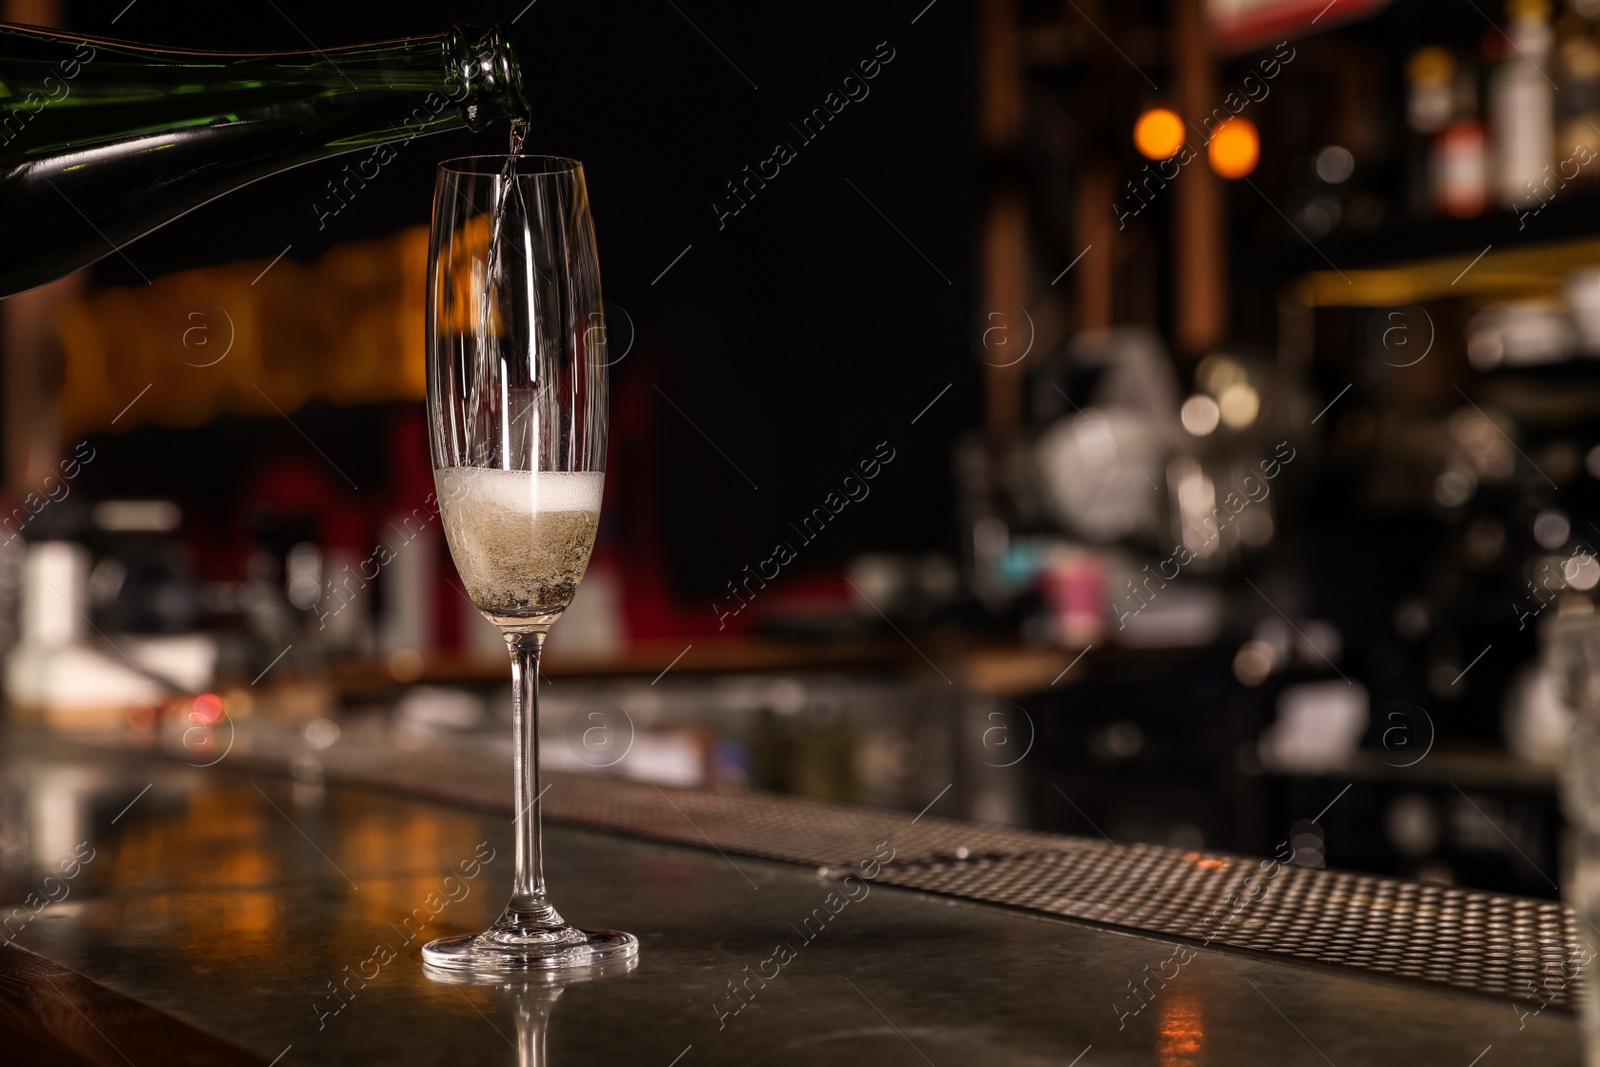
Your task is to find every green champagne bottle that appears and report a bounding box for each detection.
[0,23,527,297]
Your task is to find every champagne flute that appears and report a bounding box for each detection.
[422,154,636,971]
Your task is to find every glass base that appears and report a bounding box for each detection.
[422,926,639,972]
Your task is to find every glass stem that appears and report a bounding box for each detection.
[504,630,561,930]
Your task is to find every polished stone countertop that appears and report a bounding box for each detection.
[0,729,1582,1065]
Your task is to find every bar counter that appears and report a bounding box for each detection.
[0,724,1586,1065]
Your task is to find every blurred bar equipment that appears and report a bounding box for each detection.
[1551,610,1600,1059]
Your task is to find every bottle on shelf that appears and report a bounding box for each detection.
[1406,46,1457,218]
[1428,46,1491,219]
[0,23,528,298]
[1488,0,1556,209]
[1557,4,1600,190]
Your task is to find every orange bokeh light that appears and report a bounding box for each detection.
[1208,118,1259,179]
[1134,107,1185,160]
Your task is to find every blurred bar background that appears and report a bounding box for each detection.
[9,0,1600,904]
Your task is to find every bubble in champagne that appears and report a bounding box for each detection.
[435,469,603,624]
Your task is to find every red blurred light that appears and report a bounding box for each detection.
[191,692,225,724]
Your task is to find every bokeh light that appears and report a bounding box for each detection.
[1134,107,1186,160]
[1208,118,1259,179]
[1217,383,1260,428]
[191,692,225,725]
[1180,395,1221,436]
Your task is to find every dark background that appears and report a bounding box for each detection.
[64,0,979,598]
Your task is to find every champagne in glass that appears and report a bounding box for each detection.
[423,154,636,971]
[435,469,602,628]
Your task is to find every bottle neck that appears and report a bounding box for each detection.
[0,23,529,297]
[0,23,527,153]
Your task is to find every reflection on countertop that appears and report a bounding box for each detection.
[0,727,1583,1066]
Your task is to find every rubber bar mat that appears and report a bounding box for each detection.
[188,722,1593,1008]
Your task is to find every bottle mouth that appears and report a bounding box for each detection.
[451,24,530,132]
